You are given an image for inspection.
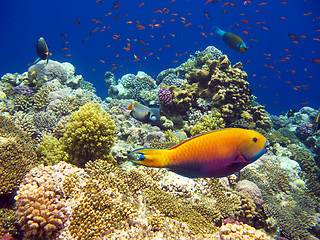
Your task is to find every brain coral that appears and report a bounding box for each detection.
[28,60,67,86]
[61,102,116,167]
[0,115,37,194]
[15,162,81,240]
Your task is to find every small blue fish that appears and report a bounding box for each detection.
[212,26,247,53]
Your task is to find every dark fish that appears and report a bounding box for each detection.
[112,1,120,9]
[113,15,120,20]
[212,26,247,53]
[74,16,80,24]
[288,34,298,41]
[60,33,67,38]
[33,37,51,71]
[311,58,320,64]
[204,10,210,19]
[89,27,99,34]
[36,37,50,61]
[221,9,229,14]
[312,109,320,135]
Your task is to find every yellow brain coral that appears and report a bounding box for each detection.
[61,102,116,167]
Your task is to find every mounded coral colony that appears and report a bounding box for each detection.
[0,46,319,240]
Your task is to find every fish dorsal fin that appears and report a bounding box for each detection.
[168,128,228,150]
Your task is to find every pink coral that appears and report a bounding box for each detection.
[158,88,173,107]
[213,223,269,240]
[236,180,263,206]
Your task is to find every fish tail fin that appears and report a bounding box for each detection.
[131,148,168,168]
[128,103,134,110]
[211,26,225,37]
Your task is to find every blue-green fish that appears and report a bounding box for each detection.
[212,26,247,53]
[128,102,164,129]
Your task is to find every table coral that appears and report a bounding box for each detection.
[61,102,116,167]
[0,115,37,195]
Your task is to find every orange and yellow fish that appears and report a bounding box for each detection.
[131,128,269,178]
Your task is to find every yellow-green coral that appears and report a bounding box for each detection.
[68,179,136,240]
[36,135,67,166]
[187,109,225,136]
[0,208,18,238]
[0,115,37,194]
[61,102,116,167]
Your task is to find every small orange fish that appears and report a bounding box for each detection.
[100,60,105,63]
[259,2,267,5]
[241,19,249,24]
[65,54,71,57]
[138,3,144,7]
[111,67,117,71]
[242,31,249,34]
[184,23,191,27]
[61,47,68,51]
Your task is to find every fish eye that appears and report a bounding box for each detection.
[252,137,258,143]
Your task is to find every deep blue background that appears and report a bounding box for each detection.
[1,0,319,115]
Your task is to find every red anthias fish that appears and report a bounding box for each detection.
[131,128,269,178]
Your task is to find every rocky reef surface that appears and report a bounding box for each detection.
[0,46,320,240]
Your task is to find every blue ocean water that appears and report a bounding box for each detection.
[1,0,319,115]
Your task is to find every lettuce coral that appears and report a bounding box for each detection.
[61,102,116,167]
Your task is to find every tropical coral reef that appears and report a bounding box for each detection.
[0,46,320,240]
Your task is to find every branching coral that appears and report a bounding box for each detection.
[187,109,225,136]
[36,135,67,166]
[0,115,37,194]
[61,102,116,167]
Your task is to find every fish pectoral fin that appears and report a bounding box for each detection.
[234,155,249,164]
[226,155,249,167]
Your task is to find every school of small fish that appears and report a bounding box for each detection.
[57,0,318,109]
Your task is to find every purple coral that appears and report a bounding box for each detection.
[158,88,173,107]
[296,122,313,139]
[13,85,34,96]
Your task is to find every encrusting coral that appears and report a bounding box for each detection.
[0,115,37,194]
[61,102,116,167]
